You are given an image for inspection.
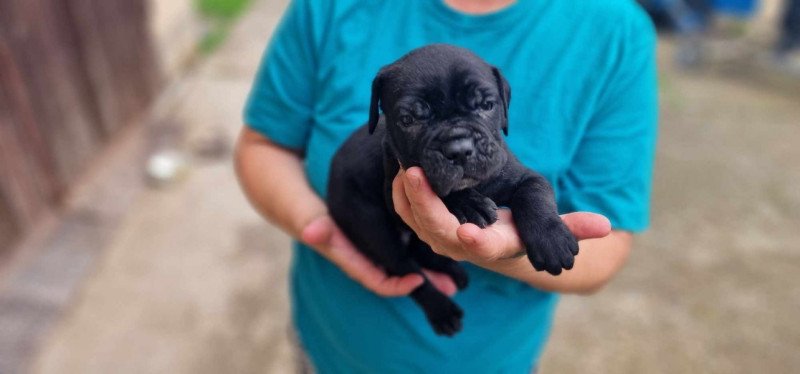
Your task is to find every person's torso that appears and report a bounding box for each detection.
[291,1,643,372]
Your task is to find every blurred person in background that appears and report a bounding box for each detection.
[235,0,657,372]
[638,0,714,65]
[641,0,800,73]
[776,0,800,69]
[674,0,714,66]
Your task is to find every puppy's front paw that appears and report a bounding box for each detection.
[424,298,464,336]
[523,219,579,275]
[444,189,498,228]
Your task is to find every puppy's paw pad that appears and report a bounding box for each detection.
[524,220,579,276]
[470,197,498,227]
[453,206,487,227]
[449,207,469,225]
[426,301,464,337]
[444,191,498,228]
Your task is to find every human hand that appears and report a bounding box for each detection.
[392,167,611,265]
[300,215,459,296]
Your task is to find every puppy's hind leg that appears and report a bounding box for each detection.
[406,271,464,337]
[330,198,464,336]
[407,234,469,290]
[371,245,465,337]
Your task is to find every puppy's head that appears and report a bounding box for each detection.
[368,44,511,196]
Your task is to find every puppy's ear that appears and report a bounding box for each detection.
[492,66,511,135]
[368,71,385,135]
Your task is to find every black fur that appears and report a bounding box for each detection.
[327,44,578,336]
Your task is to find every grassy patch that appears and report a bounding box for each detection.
[197,0,251,20]
[195,0,251,54]
[198,27,229,55]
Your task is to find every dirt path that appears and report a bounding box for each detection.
[542,41,800,373]
[30,1,800,373]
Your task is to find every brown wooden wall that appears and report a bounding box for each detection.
[0,0,160,252]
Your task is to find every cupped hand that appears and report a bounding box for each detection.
[300,215,459,297]
[392,167,612,264]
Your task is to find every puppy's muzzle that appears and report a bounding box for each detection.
[420,125,504,196]
[438,127,476,165]
[442,137,475,164]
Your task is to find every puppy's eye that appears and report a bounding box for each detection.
[399,115,414,126]
[480,101,495,111]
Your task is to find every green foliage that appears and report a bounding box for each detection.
[198,28,229,55]
[197,0,251,20]
[195,0,251,54]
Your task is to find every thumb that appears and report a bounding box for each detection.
[300,215,335,246]
[560,212,612,240]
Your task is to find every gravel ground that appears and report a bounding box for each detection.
[25,1,800,373]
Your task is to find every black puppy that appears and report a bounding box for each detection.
[327,44,578,336]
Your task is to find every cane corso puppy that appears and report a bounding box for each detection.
[327,44,578,336]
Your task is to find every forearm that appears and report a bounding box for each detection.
[234,127,326,237]
[235,127,440,296]
[473,230,632,294]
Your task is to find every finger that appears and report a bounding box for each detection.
[402,167,460,240]
[392,169,421,232]
[373,273,426,296]
[313,219,423,297]
[332,241,424,296]
[456,223,517,261]
[560,212,611,240]
[456,210,522,260]
[422,269,458,297]
[300,215,334,248]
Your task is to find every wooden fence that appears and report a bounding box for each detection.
[0,0,160,253]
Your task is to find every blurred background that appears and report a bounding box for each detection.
[0,0,798,373]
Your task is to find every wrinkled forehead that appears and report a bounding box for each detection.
[384,63,496,106]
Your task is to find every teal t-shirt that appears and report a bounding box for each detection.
[244,0,657,372]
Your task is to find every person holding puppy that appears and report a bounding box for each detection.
[236,0,657,372]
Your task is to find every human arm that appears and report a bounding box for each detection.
[234,127,458,296]
[392,167,628,295]
[388,6,657,294]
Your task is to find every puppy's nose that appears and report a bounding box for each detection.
[442,138,475,163]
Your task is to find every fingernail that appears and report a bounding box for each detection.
[460,233,476,245]
[408,173,420,189]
